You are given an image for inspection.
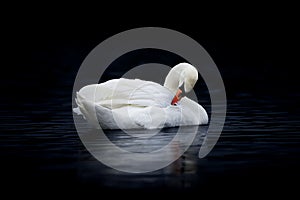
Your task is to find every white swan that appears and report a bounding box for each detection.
[73,63,208,129]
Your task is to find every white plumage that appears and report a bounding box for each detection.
[73,63,208,129]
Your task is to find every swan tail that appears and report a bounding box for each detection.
[73,92,100,129]
[73,107,82,115]
[73,92,84,116]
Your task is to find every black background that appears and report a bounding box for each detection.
[3,8,298,101]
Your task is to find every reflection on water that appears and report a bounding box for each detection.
[76,125,207,188]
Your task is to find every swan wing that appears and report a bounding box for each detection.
[177,97,208,125]
[77,78,174,109]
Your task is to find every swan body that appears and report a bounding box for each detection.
[73,63,208,129]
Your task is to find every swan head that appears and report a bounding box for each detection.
[181,64,198,93]
[164,62,198,94]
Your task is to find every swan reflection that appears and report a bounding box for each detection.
[76,124,208,188]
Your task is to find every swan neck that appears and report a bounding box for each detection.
[163,65,186,94]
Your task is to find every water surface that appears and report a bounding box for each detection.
[1,90,299,195]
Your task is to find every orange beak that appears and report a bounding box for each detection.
[171,89,182,105]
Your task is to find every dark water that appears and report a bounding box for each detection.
[1,85,300,196]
